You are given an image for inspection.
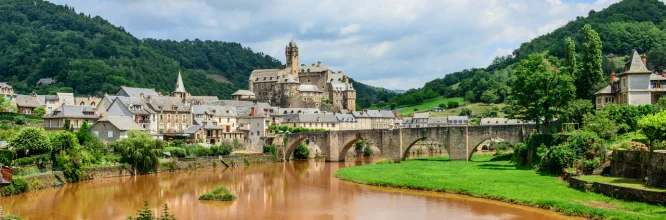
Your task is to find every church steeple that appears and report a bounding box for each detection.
[172,71,189,100]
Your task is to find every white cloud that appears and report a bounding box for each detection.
[49,0,622,90]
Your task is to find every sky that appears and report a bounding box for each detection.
[49,0,623,90]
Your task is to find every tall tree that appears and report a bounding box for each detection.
[577,24,603,99]
[509,53,576,133]
[563,37,577,76]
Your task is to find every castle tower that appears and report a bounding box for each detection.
[285,40,299,78]
[172,71,189,100]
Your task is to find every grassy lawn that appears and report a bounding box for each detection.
[396,97,464,116]
[578,175,666,192]
[336,154,666,219]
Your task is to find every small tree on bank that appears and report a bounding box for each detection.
[293,143,310,160]
[637,111,666,152]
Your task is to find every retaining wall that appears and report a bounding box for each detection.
[569,176,666,205]
[610,150,666,188]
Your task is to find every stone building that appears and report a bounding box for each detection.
[246,40,356,111]
[0,82,13,97]
[595,50,666,108]
[13,95,41,114]
[74,96,101,109]
[281,113,340,130]
[43,105,99,131]
[90,116,146,143]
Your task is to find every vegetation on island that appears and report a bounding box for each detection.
[198,186,236,201]
[127,201,177,220]
[336,154,666,219]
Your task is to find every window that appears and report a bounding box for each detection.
[47,107,52,113]
[108,131,114,138]
[658,82,662,89]
[49,100,55,104]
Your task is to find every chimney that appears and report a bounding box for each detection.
[135,114,140,124]
[250,107,256,117]
[317,61,321,67]
[642,54,647,66]
[99,113,104,119]
[363,109,368,113]
[610,72,616,85]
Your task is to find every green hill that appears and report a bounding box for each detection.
[384,0,666,108]
[0,0,386,103]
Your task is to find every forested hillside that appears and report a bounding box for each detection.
[382,0,666,108]
[0,0,385,104]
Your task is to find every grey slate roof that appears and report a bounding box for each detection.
[96,116,145,131]
[650,73,666,81]
[625,50,651,74]
[144,96,189,113]
[232,90,255,96]
[447,116,469,121]
[44,105,99,119]
[195,119,224,130]
[480,117,533,125]
[200,100,271,109]
[187,96,219,101]
[184,124,203,134]
[595,85,613,95]
[118,86,159,97]
[0,82,11,88]
[114,96,156,115]
[335,113,356,122]
[413,112,430,119]
[34,95,46,106]
[270,107,321,115]
[37,78,54,85]
[14,95,41,108]
[277,74,299,84]
[283,113,338,123]
[298,84,323,93]
[191,105,237,117]
[174,72,186,93]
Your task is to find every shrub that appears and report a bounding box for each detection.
[628,141,648,151]
[459,108,471,116]
[363,145,373,156]
[293,143,310,160]
[512,143,529,166]
[164,147,187,158]
[263,145,277,155]
[565,131,603,159]
[438,103,446,108]
[447,101,459,108]
[575,157,601,174]
[198,186,236,201]
[376,159,394,164]
[10,127,51,156]
[111,131,162,174]
[82,137,108,161]
[14,154,50,166]
[582,110,619,140]
[56,147,86,183]
[538,144,576,174]
[211,145,233,156]
[0,149,16,165]
[0,178,30,196]
[354,140,365,151]
[14,116,26,125]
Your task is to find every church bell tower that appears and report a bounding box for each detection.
[285,40,299,78]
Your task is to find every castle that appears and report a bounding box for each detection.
[247,40,356,111]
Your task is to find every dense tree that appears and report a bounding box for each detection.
[32,106,46,116]
[561,99,594,125]
[480,90,498,105]
[10,127,51,156]
[563,37,577,76]
[583,110,619,140]
[509,53,575,133]
[637,111,666,151]
[75,120,92,144]
[577,24,604,100]
[0,95,16,112]
[111,131,162,174]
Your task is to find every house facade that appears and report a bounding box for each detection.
[43,105,99,131]
[90,116,146,143]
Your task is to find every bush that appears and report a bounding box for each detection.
[459,108,471,116]
[513,134,556,167]
[363,145,373,156]
[564,131,603,159]
[14,154,50,166]
[0,178,30,196]
[512,143,529,166]
[582,110,619,140]
[164,147,187,158]
[263,145,277,155]
[438,103,446,108]
[10,127,52,156]
[14,116,26,125]
[56,146,86,183]
[575,157,601,174]
[198,186,236,201]
[354,140,365,151]
[293,143,310,160]
[538,144,576,174]
[211,145,233,156]
[447,101,459,108]
[0,149,16,165]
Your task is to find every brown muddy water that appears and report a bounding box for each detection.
[0,156,577,220]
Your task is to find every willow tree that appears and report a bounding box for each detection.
[509,53,576,133]
[111,131,163,174]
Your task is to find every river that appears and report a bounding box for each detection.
[0,156,575,219]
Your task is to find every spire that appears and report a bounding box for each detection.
[174,71,186,93]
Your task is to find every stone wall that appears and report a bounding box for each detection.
[610,150,666,188]
[22,171,66,190]
[569,176,666,205]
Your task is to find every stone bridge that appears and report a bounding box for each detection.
[284,125,534,162]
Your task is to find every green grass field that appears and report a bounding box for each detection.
[336,154,666,219]
[430,102,507,117]
[396,97,464,115]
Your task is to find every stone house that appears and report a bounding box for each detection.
[248,40,356,111]
[236,105,271,150]
[89,116,146,143]
[43,93,74,114]
[103,96,156,132]
[74,96,101,109]
[335,113,357,130]
[13,95,41,114]
[0,82,13,97]
[281,113,339,130]
[144,95,191,134]
[191,105,245,143]
[231,90,256,101]
[184,119,245,145]
[43,105,99,131]
[447,116,469,126]
[595,50,666,108]
[428,116,448,127]
[409,112,430,128]
[268,107,321,125]
[352,111,372,129]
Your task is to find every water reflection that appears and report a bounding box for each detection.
[0,156,574,219]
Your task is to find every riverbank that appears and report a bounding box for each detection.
[2,153,277,197]
[335,154,666,219]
